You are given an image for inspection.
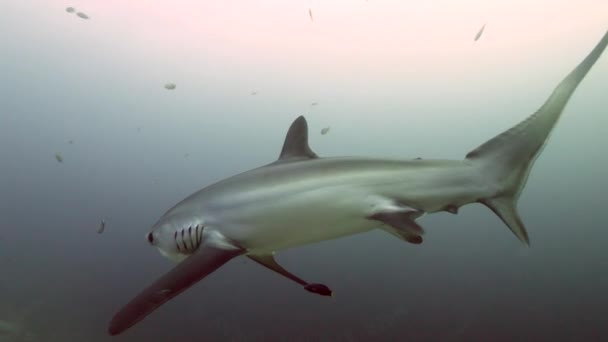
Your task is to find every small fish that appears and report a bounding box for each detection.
[68,140,74,144]
[311,102,318,106]
[66,7,75,13]
[164,83,176,90]
[55,153,63,163]
[321,126,330,135]
[184,153,190,159]
[98,220,106,234]
[251,91,257,95]
[308,8,313,22]
[474,24,486,42]
[76,12,89,20]
[136,127,142,133]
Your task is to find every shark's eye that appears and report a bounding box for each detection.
[146,232,154,244]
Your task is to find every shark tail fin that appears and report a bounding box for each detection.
[465,30,608,246]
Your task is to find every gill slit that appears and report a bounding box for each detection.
[175,225,206,254]
[174,231,180,252]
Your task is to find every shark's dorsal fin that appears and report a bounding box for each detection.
[277,116,318,161]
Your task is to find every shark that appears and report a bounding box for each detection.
[108,29,608,336]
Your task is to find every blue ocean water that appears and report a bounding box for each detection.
[1,1,607,341]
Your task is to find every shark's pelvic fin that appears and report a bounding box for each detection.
[466,29,608,246]
[248,253,307,286]
[108,232,244,336]
[381,226,423,244]
[277,116,318,161]
[368,204,426,244]
[248,253,333,296]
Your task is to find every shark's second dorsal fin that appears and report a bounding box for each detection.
[277,116,318,161]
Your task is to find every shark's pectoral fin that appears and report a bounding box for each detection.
[248,253,333,296]
[108,233,244,336]
[369,208,426,245]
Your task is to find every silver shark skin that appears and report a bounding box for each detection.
[109,29,608,336]
[152,157,485,254]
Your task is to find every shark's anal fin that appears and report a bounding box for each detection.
[108,233,244,336]
[248,254,332,296]
[369,208,426,245]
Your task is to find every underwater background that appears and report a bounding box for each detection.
[1,0,607,341]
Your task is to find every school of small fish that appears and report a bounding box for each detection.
[164,83,176,90]
[65,6,89,20]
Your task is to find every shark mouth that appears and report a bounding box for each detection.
[174,224,205,254]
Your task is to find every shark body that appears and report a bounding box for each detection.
[108,30,608,335]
